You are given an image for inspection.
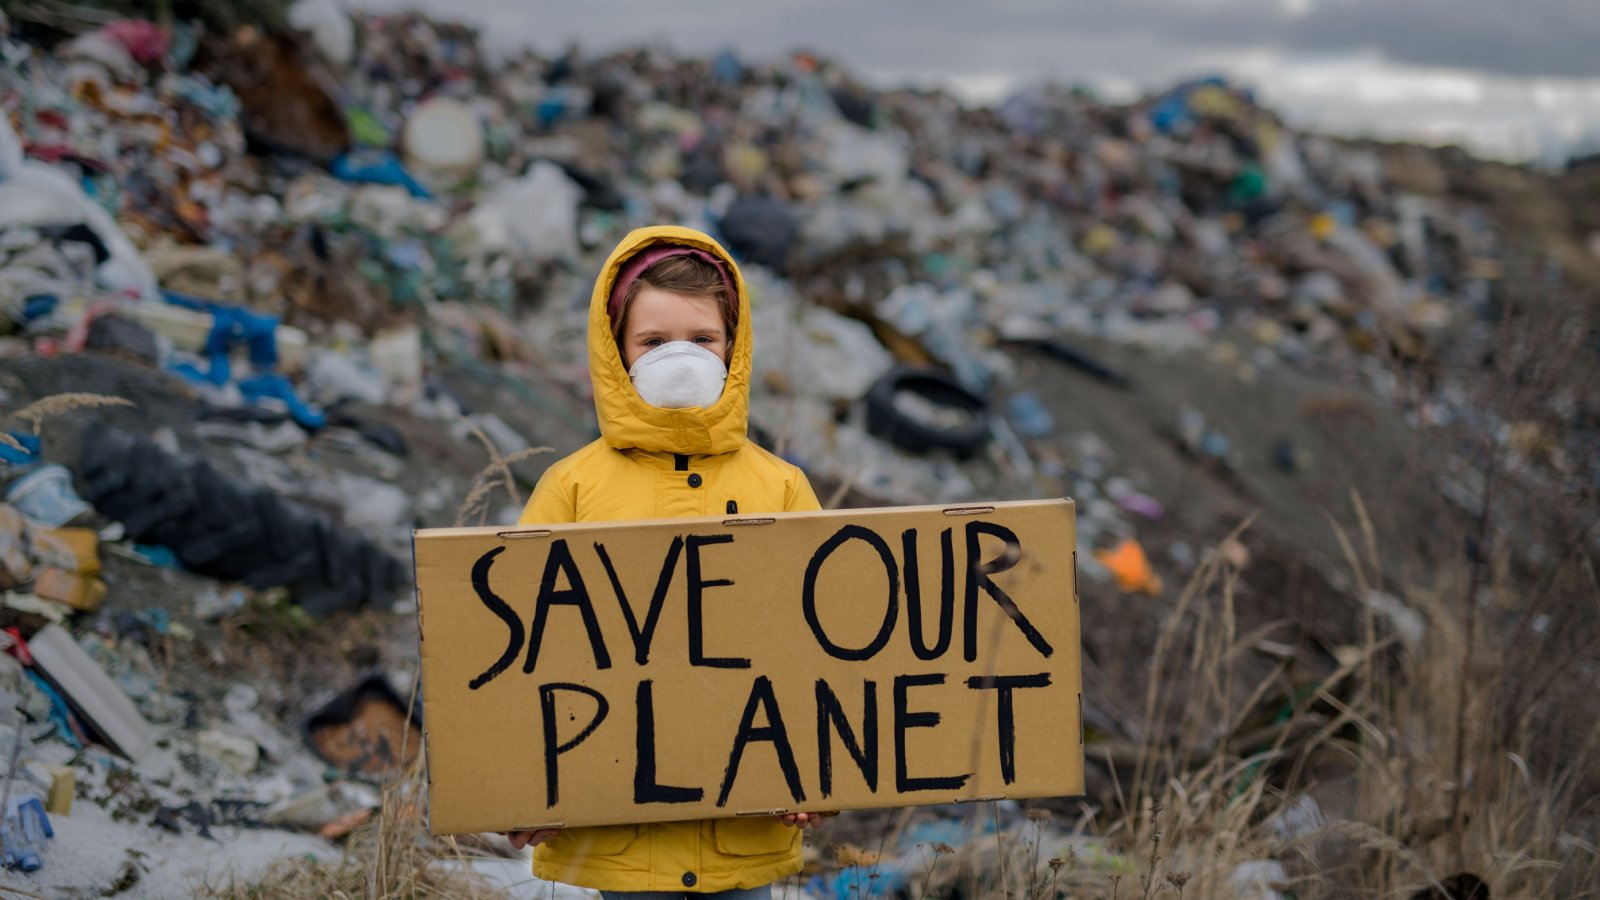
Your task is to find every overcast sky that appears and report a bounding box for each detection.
[358,0,1600,162]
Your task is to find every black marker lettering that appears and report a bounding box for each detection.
[815,678,878,797]
[686,534,750,668]
[893,673,970,792]
[468,547,523,690]
[539,683,609,806]
[634,680,703,804]
[717,676,806,806]
[802,525,900,661]
[903,528,956,660]
[596,536,683,665]
[963,521,1053,662]
[965,673,1051,784]
[525,539,612,673]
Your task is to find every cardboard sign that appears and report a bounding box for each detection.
[414,500,1082,835]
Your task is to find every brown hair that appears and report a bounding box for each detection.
[611,255,739,345]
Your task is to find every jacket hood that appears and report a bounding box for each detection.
[588,226,752,455]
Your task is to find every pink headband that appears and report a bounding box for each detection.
[607,245,738,326]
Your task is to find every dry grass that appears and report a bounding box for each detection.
[892,507,1600,899]
[198,763,506,899]
[453,419,552,526]
[8,392,135,433]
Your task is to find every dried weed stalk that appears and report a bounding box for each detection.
[453,430,554,526]
[897,498,1596,899]
[199,761,501,900]
[10,392,135,434]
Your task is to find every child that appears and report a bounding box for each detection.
[507,226,826,898]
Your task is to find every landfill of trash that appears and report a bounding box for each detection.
[0,1,1596,896]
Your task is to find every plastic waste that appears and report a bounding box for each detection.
[7,465,91,527]
[1094,538,1163,595]
[60,29,140,79]
[331,150,431,199]
[1,795,53,872]
[453,161,582,263]
[752,291,893,403]
[0,115,21,181]
[307,351,388,406]
[0,432,40,469]
[718,195,796,271]
[1226,860,1289,900]
[403,97,484,175]
[238,373,328,430]
[823,121,908,187]
[0,118,159,300]
[101,20,171,65]
[1007,393,1055,438]
[288,0,355,67]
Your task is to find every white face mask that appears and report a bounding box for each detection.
[628,341,728,409]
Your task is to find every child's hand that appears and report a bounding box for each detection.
[503,829,561,849]
[780,812,833,829]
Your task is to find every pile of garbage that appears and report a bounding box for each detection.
[3,4,1586,507]
[0,1,1594,891]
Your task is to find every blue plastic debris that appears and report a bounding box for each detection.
[712,50,743,84]
[0,432,40,468]
[331,150,431,199]
[1,795,53,872]
[1007,393,1056,438]
[26,672,81,751]
[238,372,327,430]
[162,291,324,430]
[132,544,181,569]
[167,304,280,385]
[22,294,59,321]
[536,85,589,129]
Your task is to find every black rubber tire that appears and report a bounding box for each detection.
[80,423,405,614]
[864,366,991,457]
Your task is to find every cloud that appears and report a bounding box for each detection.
[358,0,1600,80]
[1281,0,1600,78]
[353,0,1600,159]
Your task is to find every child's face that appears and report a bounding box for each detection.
[619,287,730,370]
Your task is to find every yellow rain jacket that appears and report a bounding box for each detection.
[518,225,819,892]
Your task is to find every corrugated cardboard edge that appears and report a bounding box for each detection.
[414,498,1075,541]
[409,528,434,833]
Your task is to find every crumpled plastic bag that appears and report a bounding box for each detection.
[0,117,158,300]
[288,0,354,67]
[451,161,581,263]
[1094,538,1164,596]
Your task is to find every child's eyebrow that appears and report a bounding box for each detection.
[630,327,725,338]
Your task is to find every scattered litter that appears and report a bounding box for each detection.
[306,676,421,779]
[1093,538,1164,596]
[6,466,89,528]
[26,625,155,762]
[865,368,990,456]
[198,727,260,776]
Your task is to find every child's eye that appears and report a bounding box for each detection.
[644,338,663,347]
